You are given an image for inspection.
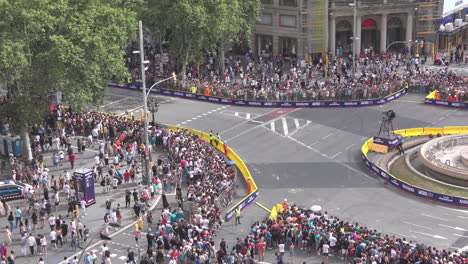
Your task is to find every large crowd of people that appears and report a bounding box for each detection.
[0,100,238,264]
[226,201,468,264]
[124,45,468,103]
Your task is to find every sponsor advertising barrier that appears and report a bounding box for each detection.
[424,98,468,108]
[109,82,407,108]
[361,126,468,207]
[164,125,259,221]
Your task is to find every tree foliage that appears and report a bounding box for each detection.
[143,0,261,69]
[0,0,137,133]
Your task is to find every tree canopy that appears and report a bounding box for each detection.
[0,0,137,133]
[144,0,261,73]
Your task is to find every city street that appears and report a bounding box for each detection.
[100,87,468,254]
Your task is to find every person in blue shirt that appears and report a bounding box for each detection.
[14,207,22,227]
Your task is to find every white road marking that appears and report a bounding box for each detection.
[394,232,417,239]
[246,113,251,119]
[294,119,300,129]
[119,256,127,260]
[175,124,180,126]
[186,120,192,122]
[181,122,186,124]
[322,133,333,139]
[453,234,468,238]
[286,135,381,182]
[403,221,431,230]
[197,115,202,118]
[282,118,288,136]
[439,207,468,214]
[216,107,222,110]
[235,112,239,117]
[330,152,342,159]
[458,216,468,220]
[421,214,448,221]
[202,113,208,116]
[110,254,117,257]
[360,137,368,141]
[207,111,213,114]
[409,230,447,239]
[101,97,128,107]
[345,144,355,150]
[117,105,142,116]
[191,117,197,120]
[270,122,275,133]
[438,224,468,231]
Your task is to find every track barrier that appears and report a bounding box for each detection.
[361,126,468,207]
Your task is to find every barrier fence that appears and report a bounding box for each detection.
[361,126,468,207]
[163,125,259,221]
[424,90,468,109]
[109,82,407,108]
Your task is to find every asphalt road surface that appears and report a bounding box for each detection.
[99,87,468,252]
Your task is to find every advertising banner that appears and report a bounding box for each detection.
[73,168,96,206]
[109,83,407,109]
[424,98,468,108]
[225,190,259,221]
[373,135,402,147]
[361,153,468,207]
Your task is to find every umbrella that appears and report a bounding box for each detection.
[227,160,236,165]
[310,205,322,212]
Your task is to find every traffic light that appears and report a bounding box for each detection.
[172,72,177,81]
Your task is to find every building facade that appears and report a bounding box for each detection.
[253,0,433,59]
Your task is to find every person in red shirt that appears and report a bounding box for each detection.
[69,153,75,169]
[257,238,266,261]
[124,170,130,186]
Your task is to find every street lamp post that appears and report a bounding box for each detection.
[350,0,357,76]
[134,21,176,186]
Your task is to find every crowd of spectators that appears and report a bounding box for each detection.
[0,98,240,263]
[124,44,468,103]
[225,202,468,264]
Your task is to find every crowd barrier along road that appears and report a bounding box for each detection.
[424,90,468,109]
[163,124,259,222]
[361,126,468,207]
[109,82,407,108]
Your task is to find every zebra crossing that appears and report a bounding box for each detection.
[221,110,259,120]
[265,117,311,136]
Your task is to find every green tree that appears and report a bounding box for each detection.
[0,0,137,160]
[144,0,261,79]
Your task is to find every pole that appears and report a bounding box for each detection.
[352,0,357,77]
[139,20,152,187]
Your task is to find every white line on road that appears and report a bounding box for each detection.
[394,232,417,239]
[409,230,447,239]
[403,221,431,230]
[360,137,368,141]
[458,216,468,219]
[191,117,197,120]
[197,115,202,118]
[181,122,186,124]
[282,118,288,136]
[235,112,239,116]
[101,97,128,108]
[202,113,208,116]
[246,113,251,119]
[207,111,213,114]
[438,224,468,231]
[119,256,127,260]
[294,119,300,129]
[330,152,342,159]
[345,144,355,150]
[453,234,468,238]
[270,122,276,133]
[421,214,448,221]
[322,133,333,139]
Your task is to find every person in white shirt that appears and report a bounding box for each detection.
[278,242,285,256]
[322,241,330,264]
[27,234,36,255]
[48,215,56,230]
[50,230,57,249]
[80,199,87,217]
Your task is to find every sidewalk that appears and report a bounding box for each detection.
[1,138,165,263]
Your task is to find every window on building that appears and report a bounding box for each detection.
[280,0,297,7]
[280,15,297,27]
[258,13,273,25]
[262,0,273,4]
